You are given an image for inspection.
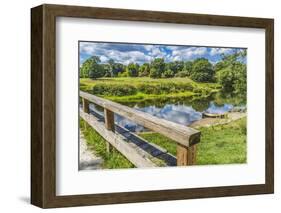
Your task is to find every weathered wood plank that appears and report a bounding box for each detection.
[80,109,157,168]
[176,144,196,166]
[82,98,89,113]
[104,109,115,131]
[104,109,114,152]
[88,109,176,166]
[80,91,200,147]
[188,145,197,165]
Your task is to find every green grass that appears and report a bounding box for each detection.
[79,77,246,167]
[105,91,195,103]
[139,117,247,165]
[80,117,246,168]
[80,77,220,104]
[80,119,134,169]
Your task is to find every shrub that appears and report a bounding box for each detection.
[190,58,215,82]
[136,82,194,94]
[162,69,174,78]
[92,84,137,96]
[150,68,160,78]
[118,71,129,77]
[175,83,194,92]
[175,71,189,78]
[137,84,161,94]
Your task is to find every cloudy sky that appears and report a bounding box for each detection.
[79,41,246,65]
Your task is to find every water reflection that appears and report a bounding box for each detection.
[205,102,233,114]
[89,100,236,133]
[136,105,202,126]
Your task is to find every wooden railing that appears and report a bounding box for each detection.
[80,91,201,166]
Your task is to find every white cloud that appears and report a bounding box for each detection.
[80,42,240,65]
[210,48,232,56]
[100,55,108,63]
[80,42,154,65]
[171,47,207,61]
[149,47,167,58]
[143,45,154,51]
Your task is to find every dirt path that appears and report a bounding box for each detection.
[190,112,246,129]
[79,131,103,170]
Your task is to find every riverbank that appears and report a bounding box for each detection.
[190,112,247,128]
[80,77,220,104]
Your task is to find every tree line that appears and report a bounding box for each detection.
[80,50,246,97]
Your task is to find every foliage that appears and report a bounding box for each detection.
[150,58,165,78]
[102,64,111,77]
[149,68,158,78]
[80,77,218,104]
[79,51,246,93]
[184,61,193,76]
[190,58,215,82]
[107,59,125,77]
[175,70,190,77]
[138,63,150,77]
[216,67,235,93]
[118,71,129,77]
[167,61,184,74]
[162,69,174,78]
[80,77,220,106]
[127,63,139,77]
[92,84,137,96]
[215,50,247,98]
[80,56,104,79]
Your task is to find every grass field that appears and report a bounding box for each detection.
[139,117,247,165]
[80,77,220,103]
[80,117,246,169]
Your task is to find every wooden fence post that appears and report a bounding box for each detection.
[82,98,89,113]
[176,144,197,166]
[82,98,89,130]
[104,108,115,152]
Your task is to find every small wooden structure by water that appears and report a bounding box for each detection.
[80,91,201,167]
[202,112,228,119]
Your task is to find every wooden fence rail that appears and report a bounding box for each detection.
[80,91,201,166]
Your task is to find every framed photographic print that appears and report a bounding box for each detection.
[31,4,274,208]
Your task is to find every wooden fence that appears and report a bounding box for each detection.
[80,91,201,167]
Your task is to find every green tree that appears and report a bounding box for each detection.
[216,50,247,98]
[149,68,158,78]
[162,69,174,78]
[107,59,125,77]
[80,56,104,79]
[216,67,235,93]
[190,58,214,82]
[184,61,193,76]
[127,63,139,77]
[150,58,165,78]
[102,64,111,77]
[168,61,184,74]
[138,63,150,77]
[175,71,189,77]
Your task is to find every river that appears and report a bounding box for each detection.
[88,93,246,132]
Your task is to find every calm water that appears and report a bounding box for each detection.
[89,96,243,132]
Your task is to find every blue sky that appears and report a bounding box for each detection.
[79,42,246,66]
